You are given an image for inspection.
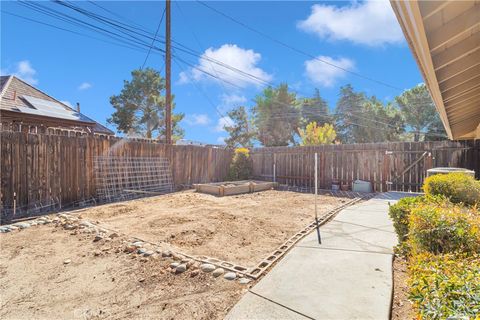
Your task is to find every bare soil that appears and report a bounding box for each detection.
[392,256,414,320]
[0,224,245,320]
[81,190,345,266]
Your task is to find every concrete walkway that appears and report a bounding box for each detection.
[226,192,413,320]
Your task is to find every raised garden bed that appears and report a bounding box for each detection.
[193,180,278,196]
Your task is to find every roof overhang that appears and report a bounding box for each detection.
[390,0,480,140]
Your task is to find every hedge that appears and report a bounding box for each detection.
[409,253,480,319]
[423,173,480,207]
[408,200,480,255]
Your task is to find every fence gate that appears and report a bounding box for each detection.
[384,150,433,192]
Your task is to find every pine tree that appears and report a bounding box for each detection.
[253,84,300,146]
[108,68,184,141]
[300,88,332,126]
[224,106,255,148]
[334,84,366,143]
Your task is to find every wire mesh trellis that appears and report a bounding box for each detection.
[94,156,174,203]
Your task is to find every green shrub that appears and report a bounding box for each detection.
[227,147,252,181]
[389,196,426,242]
[423,173,480,207]
[408,200,480,255]
[409,253,480,319]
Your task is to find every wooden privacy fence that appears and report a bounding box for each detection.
[251,140,480,193]
[0,131,233,217]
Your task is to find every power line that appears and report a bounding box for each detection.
[196,1,403,91]
[9,1,445,140]
[141,7,166,69]
[1,10,149,54]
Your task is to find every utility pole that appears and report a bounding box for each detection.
[165,0,172,144]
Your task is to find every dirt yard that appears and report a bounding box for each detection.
[80,190,346,266]
[392,256,414,320]
[0,189,348,319]
[0,223,245,320]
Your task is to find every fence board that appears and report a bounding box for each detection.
[251,140,479,192]
[1,132,233,217]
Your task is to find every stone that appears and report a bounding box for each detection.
[200,264,215,273]
[190,269,200,277]
[124,245,136,253]
[172,254,182,261]
[29,221,38,226]
[137,248,147,255]
[212,268,225,277]
[37,220,46,225]
[239,278,251,284]
[64,224,77,230]
[186,260,195,268]
[224,272,237,280]
[0,227,10,233]
[93,234,103,242]
[143,250,154,257]
[8,225,18,230]
[63,259,71,264]
[175,264,187,274]
[132,241,143,248]
[80,221,94,228]
[170,262,180,269]
[162,250,172,257]
[109,232,119,239]
[93,250,101,257]
[16,222,31,229]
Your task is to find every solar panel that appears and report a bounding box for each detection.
[20,95,94,123]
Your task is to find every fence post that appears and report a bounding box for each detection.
[273,153,276,183]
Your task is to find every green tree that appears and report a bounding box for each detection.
[253,83,300,146]
[334,84,366,143]
[298,122,336,145]
[108,68,184,141]
[353,98,405,143]
[395,84,446,142]
[300,89,332,126]
[224,106,255,148]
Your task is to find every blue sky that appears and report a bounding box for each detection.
[1,1,423,144]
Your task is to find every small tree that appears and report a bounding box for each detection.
[227,148,252,181]
[298,122,336,146]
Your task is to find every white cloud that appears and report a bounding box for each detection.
[8,60,39,85]
[184,113,211,126]
[78,82,92,91]
[218,93,247,112]
[215,116,233,132]
[298,0,404,46]
[304,56,355,87]
[179,44,273,88]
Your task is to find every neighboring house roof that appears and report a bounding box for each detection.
[390,1,480,140]
[0,75,113,135]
